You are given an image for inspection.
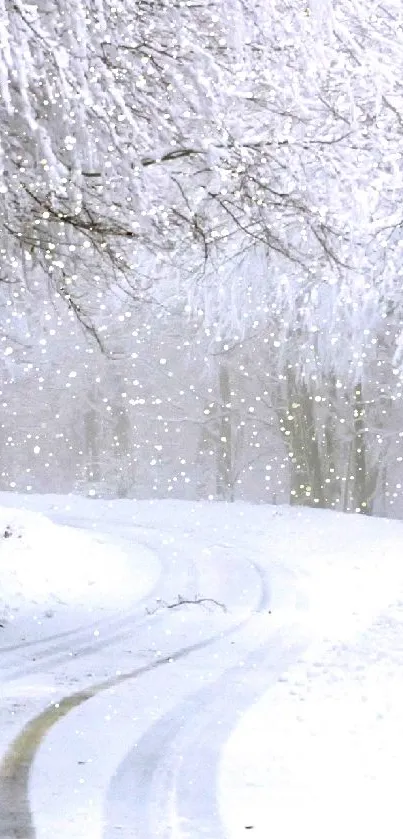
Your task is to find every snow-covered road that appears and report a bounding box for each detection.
[0,499,306,839]
[2,496,403,839]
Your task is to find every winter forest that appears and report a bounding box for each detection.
[1,0,403,516]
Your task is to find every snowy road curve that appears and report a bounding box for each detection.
[0,503,307,839]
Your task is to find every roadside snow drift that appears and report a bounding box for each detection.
[0,506,157,622]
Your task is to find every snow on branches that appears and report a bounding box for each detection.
[1,0,403,377]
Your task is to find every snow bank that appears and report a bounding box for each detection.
[0,506,156,622]
[218,507,403,839]
[219,600,403,839]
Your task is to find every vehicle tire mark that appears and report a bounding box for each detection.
[0,557,270,838]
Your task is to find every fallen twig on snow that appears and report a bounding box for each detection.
[146,593,227,615]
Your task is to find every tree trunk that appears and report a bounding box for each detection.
[216,363,234,501]
[195,406,217,499]
[282,374,325,507]
[352,382,371,514]
[113,406,133,498]
[84,398,100,483]
[322,377,341,509]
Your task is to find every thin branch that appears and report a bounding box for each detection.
[146,594,227,615]
[141,148,203,167]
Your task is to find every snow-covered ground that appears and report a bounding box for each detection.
[1,493,403,838]
[0,504,160,624]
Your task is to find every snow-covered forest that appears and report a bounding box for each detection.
[1,0,403,516]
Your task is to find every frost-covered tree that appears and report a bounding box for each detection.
[2,0,377,324]
[0,0,274,315]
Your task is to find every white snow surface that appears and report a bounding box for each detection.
[1,493,403,839]
[0,504,159,622]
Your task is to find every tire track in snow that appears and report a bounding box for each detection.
[0,526,190,681]
[0,531,161,662]
[103,630,304,839]
[0,554,270,839]
[0,534,255,683]
[2,607,160,684]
